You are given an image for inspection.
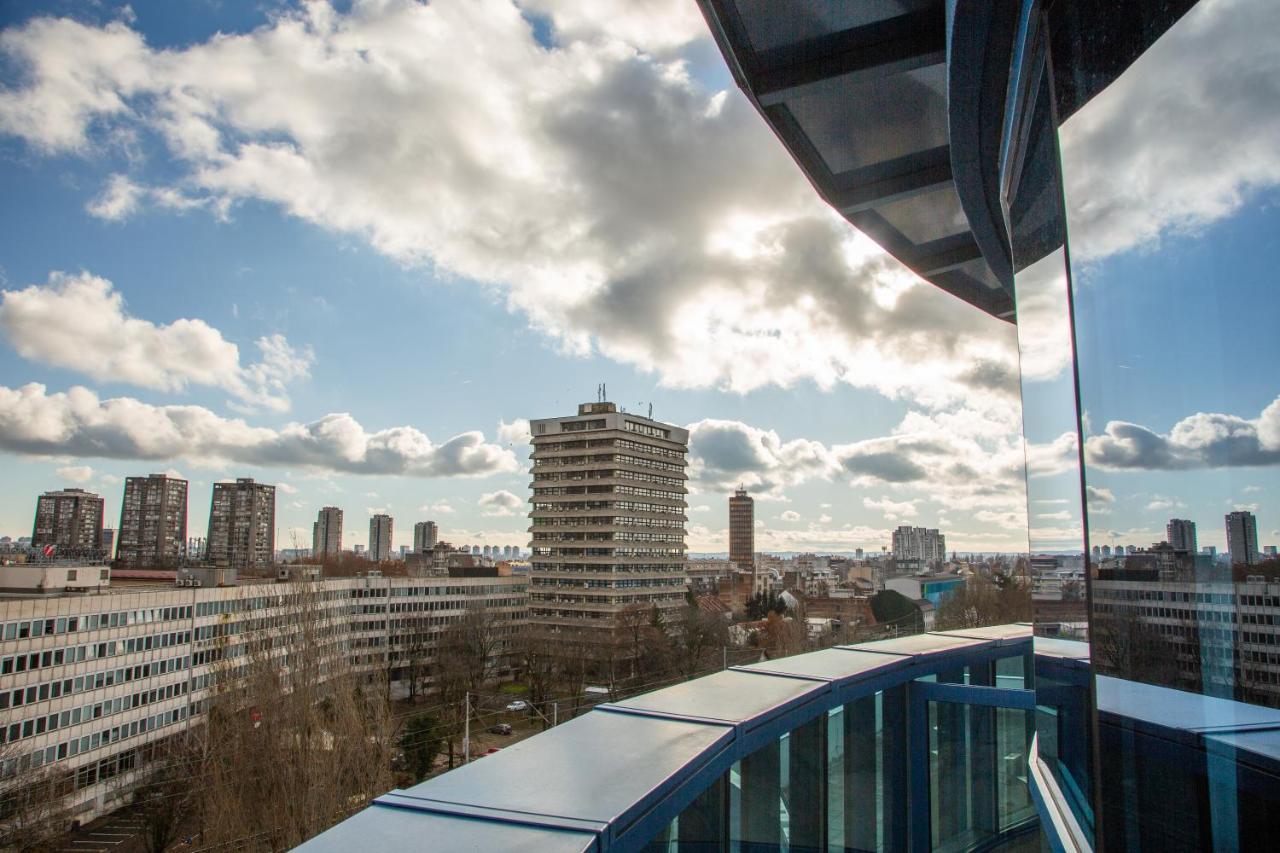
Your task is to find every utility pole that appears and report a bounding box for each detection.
[723,646,728,670]
[552,701,558,727]
[463,692,470,763]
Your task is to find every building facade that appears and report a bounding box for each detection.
[369,515,393,563]
[0,575,527,824]
[527,401,689,657]
[31,489,104,556]
[116,475,188,568]
[312,507,343,560]
[205,479,275,569]
[728,487,754,570]
[891,526,946,574]
[1227,510,1260,568]
[1166,518,1198,555]
[412,521,438,552]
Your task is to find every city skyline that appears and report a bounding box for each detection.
[0,1,1276,558]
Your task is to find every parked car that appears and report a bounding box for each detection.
[505,700,529,712]
[488,723,513,736]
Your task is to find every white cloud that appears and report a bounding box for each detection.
[1086,395,1280,470]
[778,510,800,522]
[497,419,530,446]
[479,489,524,516]
[862,496,919,522]
[420,501,456,515]
[687,418,837,497]
[1145,496,1180,512]
[276,482,298,494]
[85,173,144,220]
[1035,510,1072,521]
[818,513,832,524]
[0,382,519,477]
[55,464,94,483]
[690,504,710,513]
[0,271,312,412]
[0,1,1017,407]
[1060,0,1280,262]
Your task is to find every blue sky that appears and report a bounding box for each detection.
[0,0,1275,555]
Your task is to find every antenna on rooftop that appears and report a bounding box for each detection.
[648,402,653,419]
[603,382,607,401]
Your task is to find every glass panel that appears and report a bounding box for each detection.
[733,0,935,53]
[785,64,948,174]
[873,184,969,245]
[828,692,886,852]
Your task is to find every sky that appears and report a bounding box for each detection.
[0,0,1275,555]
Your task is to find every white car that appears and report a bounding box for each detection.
[505,700,529,712]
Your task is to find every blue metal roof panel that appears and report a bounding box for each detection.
[394,709,732,831]
[1032,637,1090,660]
[844,632,991,657]
[933,624,1033,643]
[293,801,599,853]
[734,647,910,683]
[607,668,828,725]
[1096,675,1280,733]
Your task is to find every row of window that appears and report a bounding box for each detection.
[531,531,684,543]
[1,679,188,745]
[531,515,685,529]
[0,652,189,712]
[1,605,193,643]
[8,704,189,777]
[531,547,685,557]
[532,501,685,515]
[1,628,191,676]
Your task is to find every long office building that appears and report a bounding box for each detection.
[116,475,187,568]
[528,401,688,658]
[312,506,343,559]
[0,574,526,824]
[31,489,104,556]
[369,514,393,562]
[206,479,275,569]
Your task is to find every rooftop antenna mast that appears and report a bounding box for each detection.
[648,402,653,419]
[603,382,607,401]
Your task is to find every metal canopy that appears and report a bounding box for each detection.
[697,0,1016,320]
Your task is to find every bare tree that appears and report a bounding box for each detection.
[133,734,202,853]
[513,626,557,729]
[672,605,728,680]
[0,743,71,852]
[194,583,396,848]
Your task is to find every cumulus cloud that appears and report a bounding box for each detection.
[497,418,530,446]
[0,271,312,411]
[862,496,918,521]
[85,173,212,220]
[1085,395,1280,470]
[778,510,801,522]
[0,1,1017,407]
[479,489,524,516]
[420,501,456,515]
[1060,0,1280,262]
[0,382,518,477]
[687,418,837,496]
[55,464,94,483]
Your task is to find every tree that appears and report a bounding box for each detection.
[671,605,729,680]
[0,743,71,852]
[869,589,924,635]
[398,714,444,783]
[133,735,201,853]
[934,572,1032,631]
[194,583,396,849]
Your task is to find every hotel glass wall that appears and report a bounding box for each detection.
[1008,0,1280,846]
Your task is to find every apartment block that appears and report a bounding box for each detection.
[116,475,188,568]
[206,479,275,569]
[312,507,343,560]
[891,525,946,574]
[528,401,688,656]
[369,515,393,563]
[413,520,438,552]
[31,489,104,556]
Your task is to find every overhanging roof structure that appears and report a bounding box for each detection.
[696,0,1016,320]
